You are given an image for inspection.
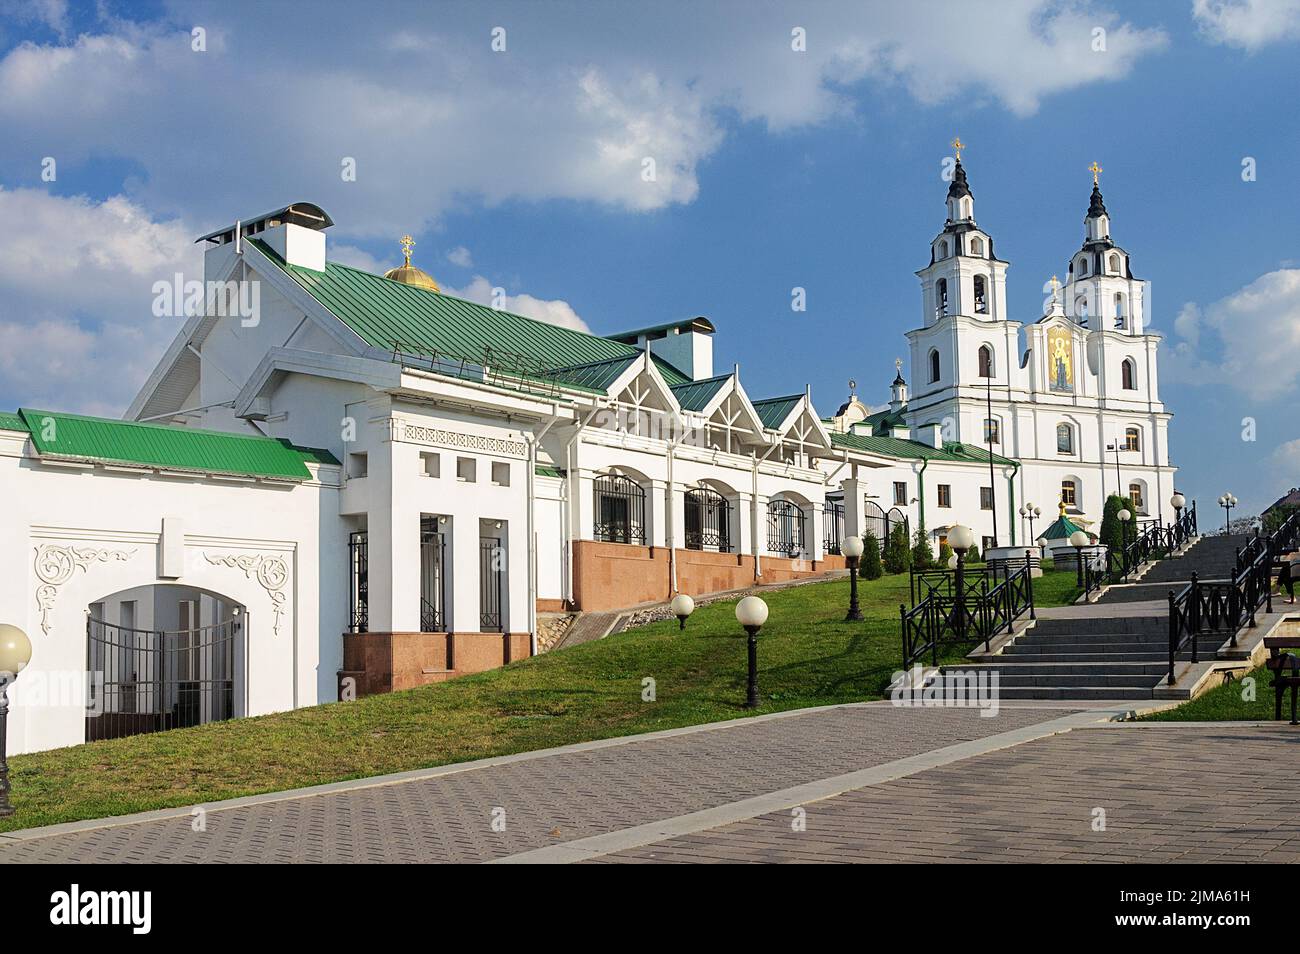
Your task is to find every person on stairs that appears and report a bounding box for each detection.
[1279,554,1296,605]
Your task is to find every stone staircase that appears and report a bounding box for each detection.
[939,533,1251,700]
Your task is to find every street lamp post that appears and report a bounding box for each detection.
[842,535,865,621]
[1070,529,1090,588]
[0,624,33,818]
[1171,492,1186,544]
[1218,493,1238,536]
[735,596,768,708]
[670,593,695,631]
[948,525,976,638]
[1020,503,1042,544]
[1118,508,1132,573]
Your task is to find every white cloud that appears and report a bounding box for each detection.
[0,188,198,415]
[0,2,1169,235]
[445,276,589,334]
[329,243,388,274]
[1269,438,1300,489]
[445,246,473,268]
[1170,268,1300,400]
[1193,0,1300,50]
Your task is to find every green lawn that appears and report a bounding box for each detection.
[1142,658,1298,722]
[1,567,1082,832]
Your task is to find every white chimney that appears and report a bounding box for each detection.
[197,202,333,276]
[610,317,716,381]
[917,423,943,448]
[891,425,911,440]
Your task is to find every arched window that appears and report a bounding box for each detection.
[970,237,984,256]
[1061,479,1078,507]
[1075,295,1089,323]
[685,487,733,553]
[767,498,806,556]
[974,275,988,314]
[1121,357,1136,390]
[1108,253,1121,274]
[936,278,949,318]
[593,474,647,544]
[938,240,948,259]
[1056,423,1074,454]
[1114,292,1127,329]
[1124,427,1141,451]
[1128,482,1145,513]
[978,344,993,378]
[929,349,941,383]
[1078,258,1088,276]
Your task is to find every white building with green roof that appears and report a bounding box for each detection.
[0,188,1175,754]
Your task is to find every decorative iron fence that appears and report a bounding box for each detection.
[767,499,806,557]
[822,499,845,555]
[594,474,647,544]
[900,559,1035,669]
[685,487,734,552]
[86,615,239,741]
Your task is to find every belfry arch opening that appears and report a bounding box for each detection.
[86,584,246,741]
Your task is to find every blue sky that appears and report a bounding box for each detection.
[0,0,1298,517]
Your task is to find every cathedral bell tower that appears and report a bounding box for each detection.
[914,139,1010,329]
[1060,163,1145,334]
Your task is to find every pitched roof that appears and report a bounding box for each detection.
[669,374,731,412]
[250,238,689,389]
[12,409,337,480]
[751,395,802,430]
[830,431,1015,466]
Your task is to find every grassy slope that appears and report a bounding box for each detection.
[1142,658,1298,722]
[2,569,1082,832]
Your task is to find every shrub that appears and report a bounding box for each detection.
[938,540,954,567]
[911,526,933,570]
[883,523,911,574]
[860,531,883,579]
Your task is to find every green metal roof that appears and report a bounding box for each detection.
[17,409,338,480]
[534,465,566,479]
[830,430,1016,466]
[0,411,25,432]
[863,407,907,435]
[752,395,802,429]
[251,239,689,390]
[1040,513,1089,541]
[669,374,730,412]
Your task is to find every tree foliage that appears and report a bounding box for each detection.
[860,531,883,580]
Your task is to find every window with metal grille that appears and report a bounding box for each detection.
[767,498,806,556]
[685,487,733,552]
[479,534,504,632]
[420,516,447,632]
[349,530,368,634]
[594,474,646,544]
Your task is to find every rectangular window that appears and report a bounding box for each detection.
[456,456,476,482]
[1062,480,1077,507]
[937,484,952,508]
[983,418,999,444]
[420,452,440,477]
[980,487,993,510]
[893,481,907,506]
[1057,425,1073,454]
[594,475,646,544]
[491,461,511,486]
[1124,428,1141,452]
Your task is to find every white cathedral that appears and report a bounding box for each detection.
[0,148,1175,754]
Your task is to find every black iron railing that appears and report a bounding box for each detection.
[594,475,647,544]
[685,487,734,552]
[767,499,806,557]
[420,517,447,632]
[900,554,1035,669]
[1166,508,1298,684]
[349,530,369,634]
[822,499,845,555]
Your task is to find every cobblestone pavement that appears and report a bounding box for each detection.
[0,705,1072,864]
[596,724,1300,863]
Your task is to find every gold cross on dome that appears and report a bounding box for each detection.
[895,357,903,373]
[399,234,415,266]
[1088,161,1102,185]
[951,137,965,161]
[1050,274,1060,295]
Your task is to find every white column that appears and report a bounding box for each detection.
[648,478,668,549]
[842,476,864,538]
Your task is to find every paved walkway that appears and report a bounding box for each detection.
[2,703,1292,863]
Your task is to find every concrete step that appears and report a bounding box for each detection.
[1004,638,1218,655]
[990,686,1157,700]
[972,673,1165,689]
[948,661,1171,677]
[1028,617,1166,637]
[1010,631,1171,646]
[989,651,1171,663]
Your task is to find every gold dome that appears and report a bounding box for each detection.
[384,235,440,292]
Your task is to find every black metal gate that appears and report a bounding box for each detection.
[349,530,368,633]
[767,499,806,556]
[479,535,504,632]
[863,499,888,543]
[86,615,239,741]
[420,517,447,631]
[823,498,846,554]
[684,488,733,552]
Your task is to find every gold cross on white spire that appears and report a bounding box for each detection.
[1088,161,1102,186]
[951,137,965,161]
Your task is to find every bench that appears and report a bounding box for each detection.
[1263,636,1300,725]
